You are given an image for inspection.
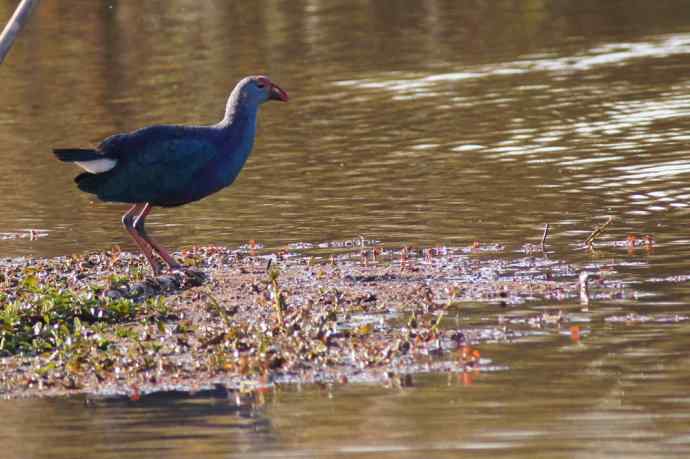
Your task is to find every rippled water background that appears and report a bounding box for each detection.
[4,0,690,457]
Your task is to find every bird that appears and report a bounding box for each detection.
[54,75,288,275]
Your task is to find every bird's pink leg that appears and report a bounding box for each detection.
[133,203,182,271]
[122,203,161,274]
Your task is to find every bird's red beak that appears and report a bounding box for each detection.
[269,83,289,102]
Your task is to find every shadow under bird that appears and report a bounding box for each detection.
[54,75,288,274]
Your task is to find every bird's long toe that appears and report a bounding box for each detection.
[167,263,184,272]
[142,256,163,276]
[151,262,162,276]
[176,266,207,286]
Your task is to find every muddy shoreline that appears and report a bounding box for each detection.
[0,242,670,399]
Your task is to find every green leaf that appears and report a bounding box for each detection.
[21,275,39,290]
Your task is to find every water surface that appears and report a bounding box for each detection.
[3,0,690,457]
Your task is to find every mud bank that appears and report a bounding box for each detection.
[0,242,667,399]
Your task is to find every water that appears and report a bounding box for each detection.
[3,0,690,457]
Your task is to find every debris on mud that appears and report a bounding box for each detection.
[0,242,642,399]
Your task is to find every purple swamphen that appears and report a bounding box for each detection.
[54,75,288,274]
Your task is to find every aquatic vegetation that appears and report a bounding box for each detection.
[0,242,649,399]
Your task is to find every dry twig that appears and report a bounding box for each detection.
[540,223,550,250]
[585,216,614,247]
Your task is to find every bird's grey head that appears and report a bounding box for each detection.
[233,75,289,107]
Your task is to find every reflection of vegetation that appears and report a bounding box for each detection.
[3,0,688,130]
[1,0,689,257]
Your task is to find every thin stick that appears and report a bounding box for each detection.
[585,216,614,247]
[540,223,550,250]
[0,0,40,65]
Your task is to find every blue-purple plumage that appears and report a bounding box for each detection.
[75,125,229,206]
[53,75,288,274]
[56,75,287,207]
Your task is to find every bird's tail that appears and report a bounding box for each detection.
[54,148,103,162]
[54,148,117,174]
[74,171,106,195]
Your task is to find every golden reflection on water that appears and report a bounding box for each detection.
[1,0,690,257]
[3,0,690,457]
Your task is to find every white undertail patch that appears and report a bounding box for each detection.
[75,158,117,174]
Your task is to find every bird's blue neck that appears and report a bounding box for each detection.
[212,96,261,186]
[217,95,259,153]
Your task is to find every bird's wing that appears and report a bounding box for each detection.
[97,133,129,157]
[96,128,221,204]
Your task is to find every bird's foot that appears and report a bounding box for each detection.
[169,264,207,286]
[167,262,184,272]
[149,261,163,276]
